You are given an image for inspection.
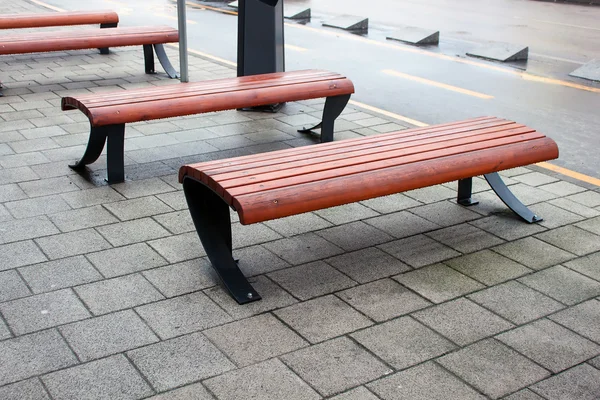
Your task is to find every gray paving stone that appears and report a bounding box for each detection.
[326,247,411,283]
[230,221,284,249]
[87,243,167,278]
[379,234,460,268]
[518,265,600,305]
[471,214,547,241]
[0,183,27,202]
[9,137,59,154]
[444,249,532,286]
[549,300,600,344]
[411,200,481,226]
[513,172,559,186]
[338,279,431,322]
[329,386,379,400]
[128,331,234,392]
[503,390,546,400]
[0,269,31,302]
[366,211,441,239]
[404,185,457,204]
[19,255,102,293]
[60,186,125,208]
[18,176,79,197]
[282,336,392,397]
[275,295,372,343]
[351,316,456,369]
[315,202,380,225]
[531,202,586,229]
[104,196,173,221]
[268,261,356,300]
[565,190,600,208]
[0,317,11,340]
[549,197,600,218]
[60,310,158,362]
[394,263,484,303]
[233,244,290,276]
[152,210,194,234]
[155,190,187,210]
[437,339,550,399]
[0,329,77,386]
[49,205,119,232]
[147,231,206,263]
[5,194,71,219]
[135,291,231,339]
[0,240,47,270]
[206,313,308,367]
[42,354,154,400]
[145,383,214,400]
[576,216,600,236]
[205,275,297,319]
[76,274,164,315]
[360,192,422,214]
[263,232,343,265]
[0,378,50,400]
[564,251,600,281]
[468,281,565,325]
[112,177,176,199]
[368,362,486,400]
[97,218,170,247]
[492,236,575,270]
[0,288,90,335]
[502,183,559,205]
[0,152,50,169]
[143,258,217,297]
[317,221,394,251]
[590,355,600,369]
[35,228,112,259]
[531,363,600,400]
[0,166,38,185]
[204,358,320,400]
[426,223,505,254]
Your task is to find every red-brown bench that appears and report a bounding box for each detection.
[179,116,559,304]
[0,10,119,30]
[61,69,354,183]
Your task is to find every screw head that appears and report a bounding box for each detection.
[247,293,253,299]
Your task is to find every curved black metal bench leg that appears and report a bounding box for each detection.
[70,124,125,184]
[298,94,351,143]
[153,44,179,79]
[484,172,542,223]
[183,177,261,304]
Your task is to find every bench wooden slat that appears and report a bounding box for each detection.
[0,10,119,29]
[0,26,178,55]
[228,137,558,224]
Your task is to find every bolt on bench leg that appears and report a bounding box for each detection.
[484,172,542,223]
[298,94,351,143]
[70,124,125,184]
[183,177,261,304]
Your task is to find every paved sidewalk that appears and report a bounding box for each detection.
[1,1,600,399]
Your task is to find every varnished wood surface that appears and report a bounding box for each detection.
[179,117,560,224]
[0,10,119,29]
[62,70,354,126]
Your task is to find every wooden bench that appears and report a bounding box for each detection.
[61,69,354,183]
[0,10,119,30]
[178,116,559,304]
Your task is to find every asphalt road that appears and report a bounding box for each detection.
[33,0,600,178]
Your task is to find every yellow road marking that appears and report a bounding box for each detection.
[383,69,494,99]
[285,44,308,52]
[536,162,600,187]
[154,13,197,24]
[29,0,65,12]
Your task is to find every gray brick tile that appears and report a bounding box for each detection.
[492,237,575,270]
[76,274,164,315]
[0,329,77,386]
[0,240,47,270]
[155,191,187,210]
[42,354,154,400]
[282,336,391,397]
[549,300,600,344]
[147,231,206,263]
[338,279,431,322]
[231,222,283,248]
[411,200,481,227]
[87,243,167,278]
[426,223,505,254]
[0,378,50,400]
[0,166,38,185]
[393,263,485,303]
[268,261,356,300]
[5,194,71,219]
[135,292,231,339]
[518,265,600,305]
[35,228,111,259]
[9,137,59,154]
[468,281,565,325]
[576,216,600,236]
[360,192,421,214]
[263,232,343,265]
[532,363,600,400]
[531,202,586,229]
[97,218,170,247]
[368,362,486,400]
[565,191,600,208]
[0,317,11,340]
[590,355,600,369]
[498,319,600,373]
[379,235,460,268]
[315,202,380,225]
[60,310,158,362]
[404,185,456,204]
[0,269,31,302]
[444,250,532,286]
[365,211,440,239]
[263,213,333,237]
[143,258,217,297]
[104,196,173,221]
[0,216,58,244]
[275,295,372,343]
[206,313,307,367]
[19,255,102,293]
[49,205,118,232]
[153,210,194,234]
[564,251,600,281]
[0,152,51,168]
[352,316,456,369]
[503,390,546,400]
[327,247,411,284]
[329,387,379,400]
[61,186,125,208]
[18,176,79,197]
[513,172,559,186]
[0,183,28,202]
[230,244,289,276]
[549,197,600,218]
[317,221,393,251]
[204,358,320,400]
[0,289,90,335]
[353,116,390,127]
[503,183,559,205]
[205,275,297,319]
[437,339,550,399]
[128,331,234,391]
[112,177,175,199]
[471,215,547,241]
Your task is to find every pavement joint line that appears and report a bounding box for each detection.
[382,69,495,99]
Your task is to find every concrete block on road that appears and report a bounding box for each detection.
[387,27,439,46]
[467,43,529,62]
[285,7,311,20]
[322,15,368,33]
[569,59,600,82]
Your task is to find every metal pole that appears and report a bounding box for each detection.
[177,0,189,82]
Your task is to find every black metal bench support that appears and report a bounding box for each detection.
[298,94,351,142]
[183,177,262,304]
[98,22,118,54]
[143,44,179,79]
